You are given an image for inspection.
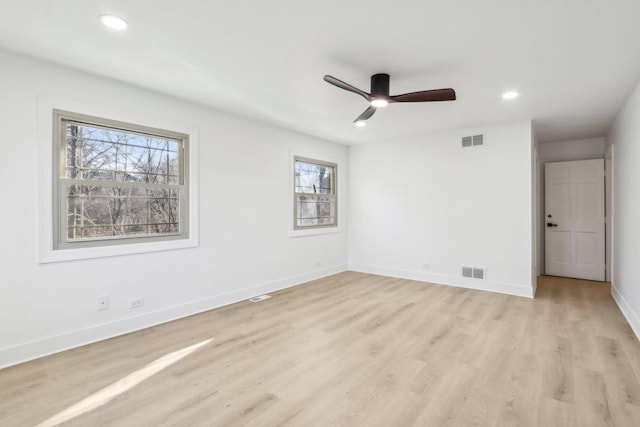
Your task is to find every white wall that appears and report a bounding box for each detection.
[607,79,640,340]
[538,138,606,164]
[0,50,348,368]
[537,138,606,275]
[348,121,534,297]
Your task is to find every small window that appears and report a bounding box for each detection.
[53,110,189,249]
[294,157,337,229]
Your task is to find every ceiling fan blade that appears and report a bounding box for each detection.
[324,75,371,101]
[389,88,456,103]
[354,106,376,123]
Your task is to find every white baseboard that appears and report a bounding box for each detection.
[0,264,347,369]
[348,264,534,299]
[611,283,640,342]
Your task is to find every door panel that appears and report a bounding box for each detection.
[548,165,571,181]
[549,231,571,263]
[548,183,571,225]
[574,163,599,178]
[575,183,598,228]
[545,159,605,281]
[575,232,597,264]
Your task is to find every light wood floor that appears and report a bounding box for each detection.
[2,273,640,426]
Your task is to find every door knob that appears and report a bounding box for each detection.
[547,222,558,227]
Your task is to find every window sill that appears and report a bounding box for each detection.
[289,226,342,238]
[40,237,198,263]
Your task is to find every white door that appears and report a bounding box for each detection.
[545,159,605,281]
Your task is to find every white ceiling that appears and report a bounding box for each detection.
[2,1,640,144]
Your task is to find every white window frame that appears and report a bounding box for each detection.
[38,97,199,263]
[293,156,338,231]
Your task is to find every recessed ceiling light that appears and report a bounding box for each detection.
[99,15,128,31]
[502,91,519,100]
[354,120,367,127]
[370,99,389,108]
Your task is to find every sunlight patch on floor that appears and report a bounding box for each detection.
[35,338,214,427]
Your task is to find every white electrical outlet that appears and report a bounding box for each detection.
[97,295,109,311]
[129,297,144,309]
[423,263,431,269]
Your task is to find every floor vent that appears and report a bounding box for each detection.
[249,294,271,303]
[462,266,485,279]
[461,134,484,148]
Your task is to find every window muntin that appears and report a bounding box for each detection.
[294,157,337,229]
[53,110,188,249]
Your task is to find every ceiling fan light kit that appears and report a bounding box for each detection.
[370,99,389,108]
[323,73,456,125]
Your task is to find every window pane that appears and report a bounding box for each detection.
[66,185,179,240]
[296,194,335,227]
[65,123,180,185]
[295,160,333,194]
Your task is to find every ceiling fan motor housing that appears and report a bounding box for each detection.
[371,73,390,97]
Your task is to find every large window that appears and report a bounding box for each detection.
[53,110,189,249]
[294,157,337,229]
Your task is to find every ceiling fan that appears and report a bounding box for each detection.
[323,73,456,126]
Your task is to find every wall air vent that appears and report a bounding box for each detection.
[462,266,485,280]
[461,134,484,148]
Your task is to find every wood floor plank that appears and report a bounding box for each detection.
[574,367,615,427]
[2,273,640,426]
